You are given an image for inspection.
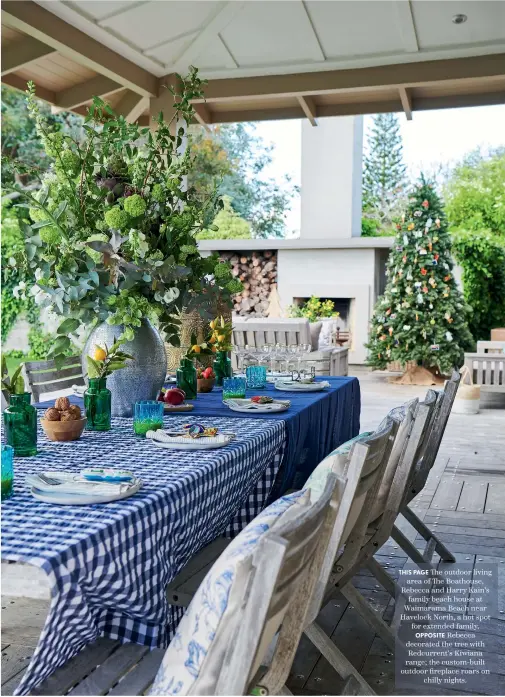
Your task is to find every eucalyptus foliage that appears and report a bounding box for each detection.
[4,69,241,366]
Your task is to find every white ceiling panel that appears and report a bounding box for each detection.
[412,0,505,49]
[195,36,238,71]
[306,1,406,58]
[144,32,198,65]
[67,1,139,22]
[220,1,323,67]
[97,1,221,52]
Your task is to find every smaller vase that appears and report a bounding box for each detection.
[3,393,37,457]
[84,378,111,431]
[176,358,197,400]
[214,351,232,387]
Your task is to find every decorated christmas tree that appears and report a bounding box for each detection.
[367,176,473,381]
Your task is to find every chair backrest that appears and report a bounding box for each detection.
[476,340,505,354]
[410,369,461,496]
[232,318,311,349]
[22,356,85,402]
[215,472,343,695]
[305,419,396,625]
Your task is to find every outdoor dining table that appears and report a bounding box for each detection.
[2,375,360,694]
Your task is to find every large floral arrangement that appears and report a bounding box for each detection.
[5,69,241,365]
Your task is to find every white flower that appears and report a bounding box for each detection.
[446,331,453,342]
[403,325,411,331]
[163,287,180,304]
[13,281,27,299]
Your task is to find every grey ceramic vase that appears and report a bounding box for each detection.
[82,319,167,417]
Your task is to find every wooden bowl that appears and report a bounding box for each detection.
[41,417,87,442]
[197,378,215,393]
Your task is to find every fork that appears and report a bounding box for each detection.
[37,473,63,486]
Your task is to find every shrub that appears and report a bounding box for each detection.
[452,230,505,340]
[289,296,339,323]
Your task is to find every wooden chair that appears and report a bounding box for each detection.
[22,357,85,402]
[305,391,439,668]
[390,369,462,568]
[463,353,505,393]
[168,419,396,695]
[30,470,353,696]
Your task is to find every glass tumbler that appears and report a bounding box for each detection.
[222,377,247,400]
[1,444,14,500]
[246,365,267,389]
[134,400,164,437]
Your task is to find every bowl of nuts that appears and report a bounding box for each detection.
[41,397,86,442]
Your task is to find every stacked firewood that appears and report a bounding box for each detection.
[218,250,277,316]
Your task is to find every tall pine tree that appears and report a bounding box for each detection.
[363,113,407,230]
[367,177,474,377]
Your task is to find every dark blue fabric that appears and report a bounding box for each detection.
[34,376,360,492]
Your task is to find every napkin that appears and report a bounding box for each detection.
[26,473,135,496]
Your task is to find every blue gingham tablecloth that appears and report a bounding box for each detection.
[1,415,286,695]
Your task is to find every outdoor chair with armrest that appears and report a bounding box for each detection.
[22,356,85,403]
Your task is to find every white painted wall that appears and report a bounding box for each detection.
[300,116,363,240]
[277,248,376,363]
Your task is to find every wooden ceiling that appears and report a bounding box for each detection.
[2,1,505,126]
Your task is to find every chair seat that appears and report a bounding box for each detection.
[166,536,231,607]
[32,638,164,696]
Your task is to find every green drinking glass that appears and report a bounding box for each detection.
[1,445,14,500]
[134,400,164,436]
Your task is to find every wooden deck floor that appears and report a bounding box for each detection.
[2,368,505,695]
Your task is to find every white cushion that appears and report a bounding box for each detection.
[318,319,339,349]
[309,321,322,351]
[150,489,310,696]
[305,432,373,541]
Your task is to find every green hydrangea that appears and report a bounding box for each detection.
[29,207,49,223]
[123,194,146,218]
[151,184,165,203]
[39,226,60,245]
[58,149,80,174]
[226,278,243,294]
[104,206,130,230]
[180,244,197,256]
[214,262,229,279]
[43,132,64,158]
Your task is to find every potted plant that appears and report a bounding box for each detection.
[4,69,241,414]
[208,316,234,386]
[84,340,133,427]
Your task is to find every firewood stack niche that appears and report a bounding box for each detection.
[219,250,278,317]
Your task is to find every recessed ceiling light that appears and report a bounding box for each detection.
[452,14,468,24]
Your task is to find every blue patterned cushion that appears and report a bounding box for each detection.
[304,432,373,501]
[150,489,310,696]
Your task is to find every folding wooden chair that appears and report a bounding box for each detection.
[30,468,354,696]
[390,369,461,569]
[305,391,439,667]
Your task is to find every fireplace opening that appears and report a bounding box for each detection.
[293,297,351,331]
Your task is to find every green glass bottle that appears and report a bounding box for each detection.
[176,357,197,400]
[84,378,111,431]
[3,393,37,457]
[214,350,232,387]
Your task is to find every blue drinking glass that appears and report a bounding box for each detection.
[222,377,247,400]
[133,400,164,437]
[246,365,267,389]
[1,444,14,500]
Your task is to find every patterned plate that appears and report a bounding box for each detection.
[274,381,330,392]
[225,398,290,413]
[150,434,234,450]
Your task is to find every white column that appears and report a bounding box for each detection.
[300,115,363,239]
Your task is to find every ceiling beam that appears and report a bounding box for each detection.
[399,86,413,120]
[193,103,212,131]
[300,1,326,62]
[393,1,419,53]
[54,75,123,110]
[1,1,158,97]
[1,35,57,76]
[206,89,505,124]
[2,72,55,103]
[198,53,505,102]
[171,2,246,73]
[114,91,149,123]
[297,95,317,126]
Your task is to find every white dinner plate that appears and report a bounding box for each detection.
[274,381,330,392]
[30,479,142,505]
[151,434,234,450]
[225,398,290,413]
